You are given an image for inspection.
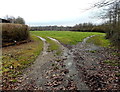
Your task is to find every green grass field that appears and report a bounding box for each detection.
[30,31,106,45]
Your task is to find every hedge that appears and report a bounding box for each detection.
[1,23,30,46]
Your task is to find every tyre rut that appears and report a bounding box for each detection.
[16,36,95,90]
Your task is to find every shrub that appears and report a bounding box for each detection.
[111,32,120,50]
[105,25,120,50]
[1,23,30,46]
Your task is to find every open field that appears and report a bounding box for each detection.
[30,31,105,45]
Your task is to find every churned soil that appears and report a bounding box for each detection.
[6,36,119,91]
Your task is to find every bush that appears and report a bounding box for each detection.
[111,32,120,49]
[1,23,30,45]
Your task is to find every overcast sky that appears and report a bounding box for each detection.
[0,0,103,26]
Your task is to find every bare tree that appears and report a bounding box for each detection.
[15,16,25,24]
[4,15,16,23]
[92,0,120,48]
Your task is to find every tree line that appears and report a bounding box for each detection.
[3,15,25,24]
[30,25,72,31]
[30,23,105,33]
[93,0,120,49]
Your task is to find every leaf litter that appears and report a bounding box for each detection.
[2,36,120,91]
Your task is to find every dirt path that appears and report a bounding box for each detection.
[15,36,90,90]
[15,36,58,90]
[47,37,89,90]
[15,36,119,90]
[69,38,119,90]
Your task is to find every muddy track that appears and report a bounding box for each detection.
[47,37,89,90]
[15,36,91,90]
[15,36,119,90]
[15,36,57,90]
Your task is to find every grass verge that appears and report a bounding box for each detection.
[31,33,62,55]
[2,35,43,89]
[86,35,110,47]
[103,60,120,66]
[46,37,62,55]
